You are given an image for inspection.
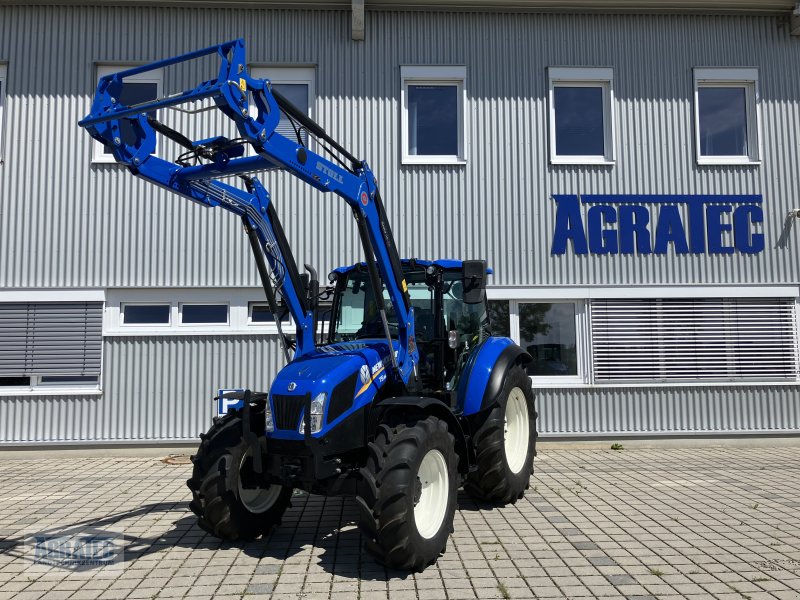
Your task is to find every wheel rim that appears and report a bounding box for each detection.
[504,387,529,475]
[414,449,449,539]
[238,451,281,514]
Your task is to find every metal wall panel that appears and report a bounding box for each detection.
[0,6,799,288]
[0,6,799,444]
[1,335,797,443]
[0,335,285,443]
[537,385,800,435]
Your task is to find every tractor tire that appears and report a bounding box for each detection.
[466,365,537,505]
[186,413,292,541]
[357,415,458,572]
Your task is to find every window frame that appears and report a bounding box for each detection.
[92,63,163,164]
[248,301,292,326]
[590,296,798,384]
[400,65,467,166]
[105,289,295,335]
[0,294,105,397]
[547,67,616,166]
[178,302,230,326]
[120,302,172,328]
[0,375,102,396]
[488,285,799,388]
[35,375,101,388]
[512,299,589,386]
[0,63,6,163]
[249,65,315,146]
[693,67,761,166]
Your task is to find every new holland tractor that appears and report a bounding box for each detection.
[79,39,536,571]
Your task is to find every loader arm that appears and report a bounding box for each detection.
[79,39,416,381]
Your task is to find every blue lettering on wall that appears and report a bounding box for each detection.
[551,196,587,254]
[587,205,617,254]
[653,204,689,254]
[550,194,764,256]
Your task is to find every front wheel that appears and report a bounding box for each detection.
[357,415,457,571]
[187,413,293,540]
[466,365,537,504]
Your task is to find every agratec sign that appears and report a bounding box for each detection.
[551,194,764,255]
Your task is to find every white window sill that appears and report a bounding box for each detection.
[531,380,799,389]
[105,329,285,337]
[92,157,122,165]
[401,156,466,166]
[0,388,103,398]
[550,157,615,166]
[697,157,761,166]
[530,377,585,388]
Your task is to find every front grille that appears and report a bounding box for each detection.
[272,394,305,430]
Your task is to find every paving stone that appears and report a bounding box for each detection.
[3,447,800,599]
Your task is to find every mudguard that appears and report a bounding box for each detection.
[457,337,532,416]
[374,396,473,474]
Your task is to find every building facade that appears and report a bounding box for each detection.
[0,1,799,444]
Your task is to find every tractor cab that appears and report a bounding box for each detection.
[327,259,493,400]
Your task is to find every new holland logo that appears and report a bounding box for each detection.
[287,382,297,391]
[359,364,370,385]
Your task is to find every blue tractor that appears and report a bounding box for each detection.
[80,40,536,571]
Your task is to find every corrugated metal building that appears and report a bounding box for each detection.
[0,0,799,444]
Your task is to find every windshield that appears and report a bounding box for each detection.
[330,270,432,342]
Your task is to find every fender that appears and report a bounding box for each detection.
[458,337,532,416]
[374,396,473,475]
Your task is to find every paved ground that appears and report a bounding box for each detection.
[1,444,799,599]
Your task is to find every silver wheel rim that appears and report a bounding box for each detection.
[238,451,281,514]
[504,387,529,475]
[414,449,449,539]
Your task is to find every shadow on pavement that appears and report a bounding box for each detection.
[0,489,501,580]
[0,496,418,582]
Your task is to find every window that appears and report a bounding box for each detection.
[486,295,587,385]
[0,63,6,159]
[489,300,510,338]
[401,66,466,165]
[38,375,100,386]
[107,290,294,334]
[519,303,579,377]
[548,67,615,164]
[0,302,103,393]
[180,304,228,325]
[122,304,170,325]
[591,298,798,382]
[93,64,162,162]
[694,68,760,165]
[250,66,315,144]
[249,302,290,324]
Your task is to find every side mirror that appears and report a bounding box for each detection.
[462,260,486,304]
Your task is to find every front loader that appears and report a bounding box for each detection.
[79,39,537,571]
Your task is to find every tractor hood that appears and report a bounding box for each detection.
[268,340,397,438]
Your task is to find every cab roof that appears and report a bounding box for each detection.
[332,259,493,276]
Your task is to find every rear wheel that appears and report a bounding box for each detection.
[187,413,292,540]
[357,415,457,571]
[466,365,537,504]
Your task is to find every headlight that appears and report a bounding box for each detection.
[298,392,326,434]
[264,403,274,433]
